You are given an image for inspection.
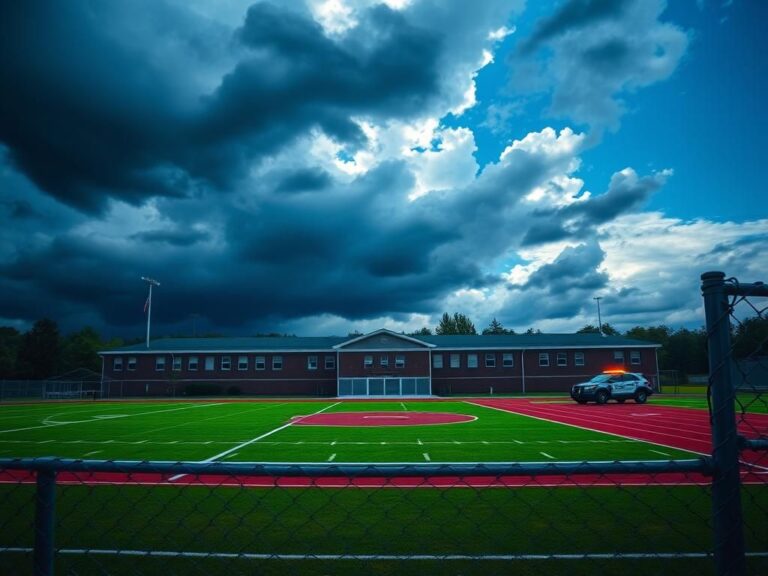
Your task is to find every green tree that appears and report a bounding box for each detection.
[482,318,514,335]
[60,327,103,374]
[17,319,61,379]
[732,316,768,359]
[525,327,542,335]
[410,327,433,336]
[0,327,22,378]
[436,313,477,335]
[577,323,619,336]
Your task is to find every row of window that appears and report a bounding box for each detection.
[433,350,642,369]
[113,350,643,372]
[363,355,407,369]
[112,355,336,372]
[433,353,515,369]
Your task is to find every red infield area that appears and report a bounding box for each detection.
[292,411,476,426]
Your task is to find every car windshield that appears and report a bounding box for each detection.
[589,374,614,383]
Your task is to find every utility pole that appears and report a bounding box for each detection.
[593,296,603,336]
[142,277,160,348]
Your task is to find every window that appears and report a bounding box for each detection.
[155,356,166,371]
[485,353,496,368]
[238,356,249,371]
[127,357,137,371]
[539,353,550,367]
[630,350,641,365]
[574,352,585,367]
[325,355,336,370]
[467,354,478,368]
[433,354,443,369]
[255,356,266,370]
[205,356,215,371]
[113,357,123,371]
[395,355,405,368]
[380,355,389,368]
[188,356,199,371]
[450,354,460,368]
[272,356,283,370]
[613,350,625,362]
[308,356,318,370]
[557,352,567,367]
[502,353,514,368]
[172,357,182,371]
[221,356,231,371]
[364,355,373,368]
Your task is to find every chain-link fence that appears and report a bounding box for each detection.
[701,271,768,576]
[0,381,101,401]
[0,270,765,575]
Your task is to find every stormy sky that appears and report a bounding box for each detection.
[1,0,766,339]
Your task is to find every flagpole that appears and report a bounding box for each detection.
[141,277,160,348]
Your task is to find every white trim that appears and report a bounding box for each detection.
[333,328,435,349]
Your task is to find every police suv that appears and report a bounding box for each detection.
[570,371,653,405]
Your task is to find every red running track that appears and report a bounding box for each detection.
[470,398,768,474]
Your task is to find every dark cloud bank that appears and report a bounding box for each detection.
[0,0,697,337]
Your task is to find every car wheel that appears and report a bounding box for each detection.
[576,399,587,404]
[595,390,609,405]
[635,390,648,404]
[617,399,626,404]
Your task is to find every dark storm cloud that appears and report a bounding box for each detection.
[0,1,443,213]
[274,169,333,194]
[509,0,688,131]
[522,242,608,292]
[131,229,211,247]
[521,168,667,246]
[521,0,629,53]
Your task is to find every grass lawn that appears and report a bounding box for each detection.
[1,399,765,575]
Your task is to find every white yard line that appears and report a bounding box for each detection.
[327,453,336,462]
[650,449,671,457]
[540,452,555,459]
[168,402,341,481]
[400,402,408,411]
[423,453,431,461]
[0,403,226,435]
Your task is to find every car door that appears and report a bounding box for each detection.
[613,375,633,397]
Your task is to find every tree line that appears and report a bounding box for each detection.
[1,315,765,380]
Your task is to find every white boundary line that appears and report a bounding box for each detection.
[0,403,226,435]
[2,547,767,561]
[465,401,708,457]
[168,402,340,481]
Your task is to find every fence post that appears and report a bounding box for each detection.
[701,271,746,576]
[34,466,57,576]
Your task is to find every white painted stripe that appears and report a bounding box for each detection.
[465,401,707,457]
[1,403,225,434]
[168,402,341,481]
[540,452,555,459]
[423,453,430,461]
[417,439,423,445]
[400,402,408,411]
[83,451,102,457]
[328,454,336,462]
[650,449,671,457]
[3,547,767,561]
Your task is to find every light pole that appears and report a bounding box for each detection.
[142,277,160,348]
[593,296,603,336]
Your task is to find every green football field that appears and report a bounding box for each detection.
[1,399,766,576]
[0,399,698,462]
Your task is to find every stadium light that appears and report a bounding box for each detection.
[141,277,161,348]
